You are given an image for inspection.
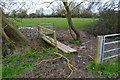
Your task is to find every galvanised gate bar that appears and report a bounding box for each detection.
[96,34,120,64]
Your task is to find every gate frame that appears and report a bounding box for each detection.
[95,34,120,64]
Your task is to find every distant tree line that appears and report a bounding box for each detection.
[6,8,99,18]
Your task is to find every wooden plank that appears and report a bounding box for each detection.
[42,37,76,53]
[42,36,77,53]
[42,36,68,53]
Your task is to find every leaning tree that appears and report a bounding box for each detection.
[0,0,95,41]
[44,0,96,40]
[0,8,36,57]
[0,0,40,57]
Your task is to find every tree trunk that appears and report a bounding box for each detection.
[62,2,80,40]
[2,14,33,47]
[1,9,36,50]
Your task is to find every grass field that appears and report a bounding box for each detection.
[2,46,74,78]
[2,50,50,78]
[12,18,99,28]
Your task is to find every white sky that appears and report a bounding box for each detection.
[1,0,118,14]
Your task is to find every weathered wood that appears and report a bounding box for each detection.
[40,32,56,44]
[2,30,10,42]
[42,36,77,53]
[0,8,2,80]
[62,2,80,40]
[38,23,76,53]
[38,26,40,34]
[54,31,58,53]
[38,26,54,32]
[95,36,103,64]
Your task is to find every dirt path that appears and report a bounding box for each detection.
[17,27,103,78]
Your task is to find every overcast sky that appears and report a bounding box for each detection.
[1,0,118,14]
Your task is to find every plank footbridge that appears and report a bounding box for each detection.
[38,23,77,53]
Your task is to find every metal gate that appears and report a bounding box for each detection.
[96,34,120,64]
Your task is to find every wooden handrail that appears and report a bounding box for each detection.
[38,24,58,53]
[38,25,54,32]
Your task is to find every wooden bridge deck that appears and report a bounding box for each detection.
[42,36,77,53]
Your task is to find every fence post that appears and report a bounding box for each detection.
[54,31,58,53]
[0,8,2,80]
[95,36,104,64]
[38,26,40,34]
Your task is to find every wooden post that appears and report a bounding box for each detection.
[0,8,2,80]
[52,23,58,53]
[38,26,40,34]
[54,31,58,53]
[52,23,55,30]
[95,36,104,64]
[38,23,58,53]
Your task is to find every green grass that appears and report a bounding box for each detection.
[0,60,2,79]
[46,34,54,37]
[3,62,36,78]
[48,46,76,56]
[68,38,82,45]
[11,18,98,29]
[2,50,50,78]
[85,59,120,78]
[115,37,120,40]
[2,47,74,78]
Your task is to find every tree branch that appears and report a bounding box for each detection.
[71,0,85,11]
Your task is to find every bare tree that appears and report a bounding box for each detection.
[62,1,81,40]
[0,0,97,40]
[55,2,65,16]
[36,8,44,16]
[44,0,86,40]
